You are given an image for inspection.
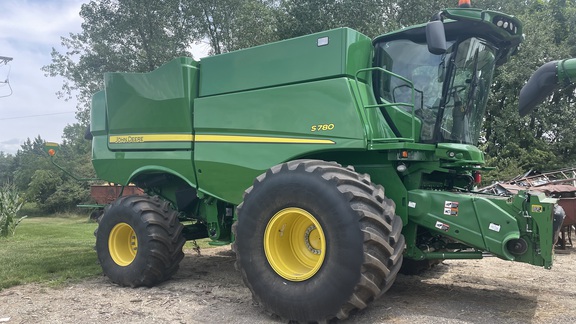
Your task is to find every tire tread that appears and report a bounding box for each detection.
[96,195,185,287]
[234,159,404,322]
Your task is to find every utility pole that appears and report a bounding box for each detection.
[0,56,13,65]
[0,55,13,98]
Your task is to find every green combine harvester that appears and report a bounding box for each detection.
[50,1,576,322]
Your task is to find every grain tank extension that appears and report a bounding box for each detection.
[86,4,560,322]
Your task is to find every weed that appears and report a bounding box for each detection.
[0,182,27,238]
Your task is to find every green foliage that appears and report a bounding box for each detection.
[482,157,525,186]
[44,181,91,213]
[482,0,576,175]
[0,152,14,184]
[0,182,27,238]
[27,170,62,206]
[189,0,279,54]
[392,0,452,28]
[27,170,91,213]
[276,0,395,39]
[11,136,52,192]
[0,129,93,214]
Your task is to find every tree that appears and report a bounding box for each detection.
[11,136,52,193]
[0,152,14,184]
[276,0,396,39]
[189,0,279,54]
[27,170,62,208]
[43,0,198,124]
[481,0,576,178]
[59,123,95,181]
[27,169,90,213]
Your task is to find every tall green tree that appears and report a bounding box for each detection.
[276,0,396,39]
[0,152,14,184]
[481,0,576,181]
[11,136,52,193]
[188,0,279,54]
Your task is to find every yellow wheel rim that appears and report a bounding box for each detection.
[264,208,326,281]
[109,222,138,266]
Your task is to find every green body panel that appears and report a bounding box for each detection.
[104,57,199,150]
[312,142,485,225]
[435,144,485,165]
[406,190,553,267]
[199,28,372,96]
[91,137,197,188]
[194,78,374,203]
[90,91,107,137]
[348,79,398,141]
[90,58,200,189]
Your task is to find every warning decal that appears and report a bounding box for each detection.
[435,221,450,232]
[444,201,459,216]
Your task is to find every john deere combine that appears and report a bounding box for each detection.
[78,1,563,322]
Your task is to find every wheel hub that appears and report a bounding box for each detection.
[304,225,321,255]
[264,208,326,281]
[109,222,138,266]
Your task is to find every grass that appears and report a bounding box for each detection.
[0,215,101,290]
[0,213,218,291]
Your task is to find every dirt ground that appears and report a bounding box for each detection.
[1,244,576,324]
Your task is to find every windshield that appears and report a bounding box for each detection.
[374,37,496,145]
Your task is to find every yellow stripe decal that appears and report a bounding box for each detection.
[195,135,335,144]
[109,134,334,145]
[109,134,194,144]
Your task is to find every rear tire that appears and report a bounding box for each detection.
[95,195,185,287]
[233,160,404,322]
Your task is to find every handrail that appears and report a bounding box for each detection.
[354,67,416,142]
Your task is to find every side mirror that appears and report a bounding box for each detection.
[518,61,559,117]
[426,20,447,55]
[43,142,60,157]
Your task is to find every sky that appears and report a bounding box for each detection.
[0,0,208,155]
[0,0,86,155]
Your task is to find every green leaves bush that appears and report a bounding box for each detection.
[27,170,90,213]
[0,182,27,238]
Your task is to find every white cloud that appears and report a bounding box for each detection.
[0,0,84,155]
[0,138,22,154]
[0,0,83,47]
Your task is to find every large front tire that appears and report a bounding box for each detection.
[95,195,185,287]
[234,160,404,322]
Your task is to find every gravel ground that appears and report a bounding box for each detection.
[1,245,575,323]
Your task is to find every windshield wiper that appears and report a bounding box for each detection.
[464,48,480,113]
[432,49,457,142]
